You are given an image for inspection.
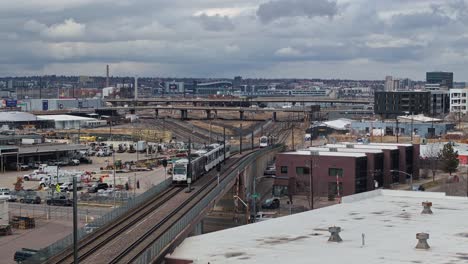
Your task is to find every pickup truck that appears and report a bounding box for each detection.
[46,196,73,206]
[23,172,50,181]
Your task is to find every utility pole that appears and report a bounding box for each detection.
[309,159,313,210]
[113,151,116,207]
[395,118,399,143]
[186,137,193,193]
[72,176,78,264]
[223,127,226,163]
[209,120,212,145]
[291,124,295,151]
[411,111,414,143]
[251,131,254,150]
[240,123,243,154]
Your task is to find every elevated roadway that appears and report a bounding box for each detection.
[105,96,371,105]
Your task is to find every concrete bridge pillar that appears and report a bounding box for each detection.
[239,110,244,120]
[181,110,188,120]
[272,112,277,122]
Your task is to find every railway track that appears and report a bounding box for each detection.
[152,119,211,143]
[83,151,255,263]
[107,149,260,263]
[43,149,260,264]
[46,186,184,264]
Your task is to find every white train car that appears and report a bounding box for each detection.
[172,143,231,185]
[259,136,269,148]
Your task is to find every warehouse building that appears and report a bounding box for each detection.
[37,115,99,129]
[0,111,53,129]
[274,143,419,197]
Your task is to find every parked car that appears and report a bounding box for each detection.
[79,157,93,164]
[97,150,112,157]
[0,191,16,202]
[261,197,280,209]
[88,183,109,193]
[19,195,41,204]
[17,163,30,171]
[14,248,38,263]
[264,166,276,176]
[69,159,80,166]
[46,196,73,206]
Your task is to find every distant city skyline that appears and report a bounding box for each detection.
[1,1,468,80]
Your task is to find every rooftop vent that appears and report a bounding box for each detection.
[421,201,433,214]
[415,233,430,249]
[346,144,354,149]
[328,226,343,242]
[329,147,338,152]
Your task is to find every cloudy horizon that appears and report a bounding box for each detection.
[1,0,468,81]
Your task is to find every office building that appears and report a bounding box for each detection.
[374,91,431,118]
[426,71,453,88]
[385,76,394,91]
[449,88,468,113]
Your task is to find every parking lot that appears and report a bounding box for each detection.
[0,150,172,263]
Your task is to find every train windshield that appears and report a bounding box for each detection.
[173,165,187,175]
[260,137,268,143]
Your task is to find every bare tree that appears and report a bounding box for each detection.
[421,143,442,182]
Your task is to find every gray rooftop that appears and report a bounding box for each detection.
[0,111,38,122]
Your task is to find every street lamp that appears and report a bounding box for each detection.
[233,195,250,224]
[390,170,413,190]
[252,175,276,223]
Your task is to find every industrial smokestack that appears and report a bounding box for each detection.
[134,76,138,100]
[106,65,110,87]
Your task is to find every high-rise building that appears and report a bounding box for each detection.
[426,71,453,88]
[233,76,242,89]
[374,91,431,118]
[385,76,394,91]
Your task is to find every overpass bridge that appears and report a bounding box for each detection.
[102,105,321,121]
[32,145,283,264]
[105,96,371,106]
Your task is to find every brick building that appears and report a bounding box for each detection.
[274,143,420,197]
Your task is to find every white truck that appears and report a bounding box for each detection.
[23,165,57,181]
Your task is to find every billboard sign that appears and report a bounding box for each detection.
[5,99,17,108]
[42,100,49,111]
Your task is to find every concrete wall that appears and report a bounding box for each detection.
[0,199,8,225]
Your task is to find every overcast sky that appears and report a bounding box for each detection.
[1,0,468,80]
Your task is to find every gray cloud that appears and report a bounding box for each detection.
[257,0,338,23]
[195,14,235,31]
[0,0,468,80]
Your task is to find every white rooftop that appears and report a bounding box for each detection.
[168,190,468,264]
[307,146,383,154]
[398,114,443,123]
[322,118,352,130]
[37,115,97,122]
[282,150,367,158]
[326,143,399,150]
